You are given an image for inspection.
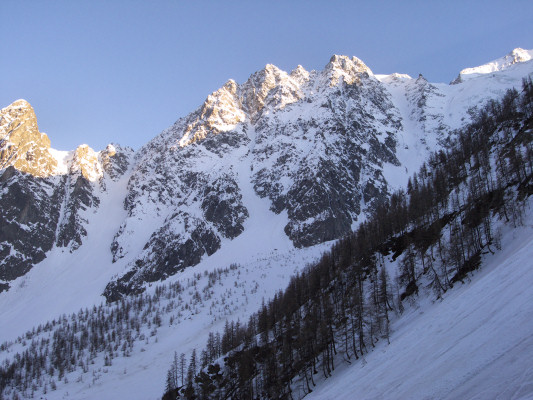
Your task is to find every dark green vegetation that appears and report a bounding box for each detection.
[164,78,533,399]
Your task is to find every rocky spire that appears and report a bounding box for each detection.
[70,144,103,181]
[240,64,303,121]
[179,79,246,147]
[0,99,57,177]
[290,65,310,86]
[324,55,373,86]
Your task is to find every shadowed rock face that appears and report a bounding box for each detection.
[107,125,251,300]
[201,175,249,239]
[100,144,131,180]
[251,72,400,248]
[0,167,62,285]
[54,174,100,251]
[0,144,132,286]
[104,217,222,302]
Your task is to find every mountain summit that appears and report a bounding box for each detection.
[0,99,57,177]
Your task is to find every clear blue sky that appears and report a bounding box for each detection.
[2,0,532,151]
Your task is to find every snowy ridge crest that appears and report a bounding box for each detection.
[177,64,305,148]
[454,48,533,83]
[174,55,376,150]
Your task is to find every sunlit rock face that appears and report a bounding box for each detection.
[323,54,373,86]
[0,100,57,177]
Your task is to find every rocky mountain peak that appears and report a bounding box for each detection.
[290,65,310,85]
[240,63,302,122]
[70,144,103,182]
[324,55,373,86]
[0,99,57,177]
[178,79,246,147]
[416,73,427,83]
[222,79,239,93]
[177,63,306,148]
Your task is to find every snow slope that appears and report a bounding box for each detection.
[378,53,533,190]
[0,237,330,400]
[64,245,330,400]
[306,209,533,400]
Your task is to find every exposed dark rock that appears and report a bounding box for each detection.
[201,175,249,239]
[100,144,133,180]
[251,76,400,247]
[0,167,62,281]
[105,216,220,301]
[55,175,100,251]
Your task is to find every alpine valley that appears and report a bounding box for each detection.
[1,48,532,400]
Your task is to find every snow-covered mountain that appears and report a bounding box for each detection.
[1,48,532,303]
[452,47,533,83]
[0,100,133,286]
[0,46,531,400]
[0,49,532,398]
[105,49,533,301]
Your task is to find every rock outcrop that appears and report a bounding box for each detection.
[0,100,57,177]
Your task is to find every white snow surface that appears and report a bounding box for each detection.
[14,244,329,400]
[48,148,72,175]
[459,48,533,80]
[307,209,533,400]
